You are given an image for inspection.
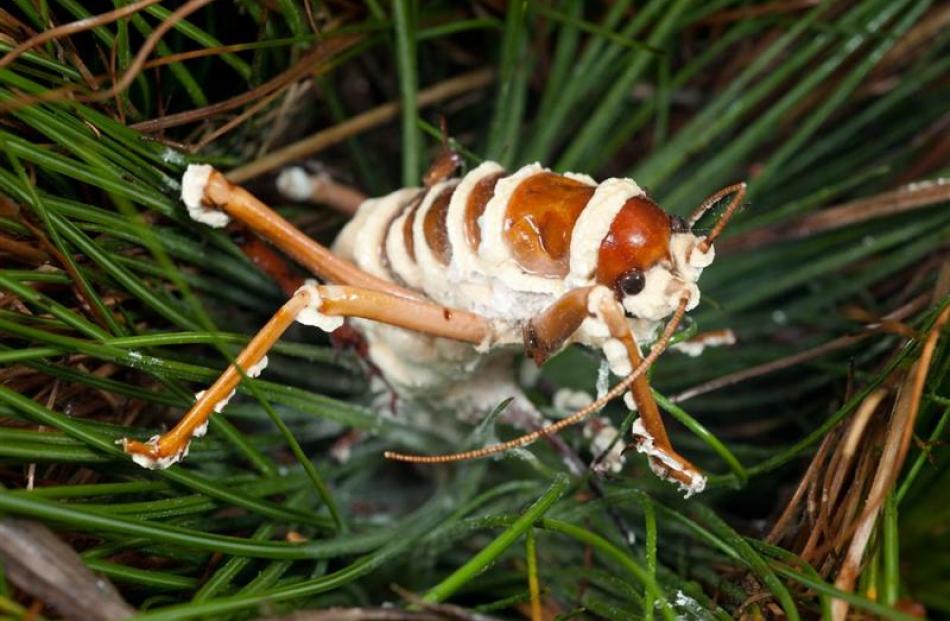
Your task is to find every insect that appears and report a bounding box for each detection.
[120,152,745,497]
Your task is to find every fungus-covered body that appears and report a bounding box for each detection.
[124,160,740,498]
[332,161,713,401]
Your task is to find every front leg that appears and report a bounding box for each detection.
[388,286,702,495]
[525,286,700,488]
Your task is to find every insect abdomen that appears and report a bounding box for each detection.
[337,161,655,317]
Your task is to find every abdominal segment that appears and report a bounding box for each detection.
[377,166,616,288]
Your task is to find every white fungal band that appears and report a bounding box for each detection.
[414,179,460,292]
[567,177,643,287]
[349,188,418,279]
[630,418,707,497]
[384,197,426,289]
[182,164,230,228]
[295,284,344,332]
[446,161,505,278]
[602,338,632,377]
[248,355,269,378]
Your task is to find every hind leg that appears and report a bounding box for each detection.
[121,283,493,468]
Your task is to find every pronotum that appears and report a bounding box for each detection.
[121,153,745,497]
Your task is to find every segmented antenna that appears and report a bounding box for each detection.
[384,293,691,464]
[689,182,747,253]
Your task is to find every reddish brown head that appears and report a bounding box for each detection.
[596,195,683,298]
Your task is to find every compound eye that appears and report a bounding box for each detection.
[617,268,645,297]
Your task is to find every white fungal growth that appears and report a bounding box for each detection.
[276,166,315,202]
[672,329,737,357]
[248,355,269,378]
[630,418,707,497]
[446,161,505,278]
[122,436,189,470]
[672,590,706,618]
[584,417,626,474]
[596,359,610,399]
[623,391,638,411]
[161,148,187,165]
[553,388,593,412]
[621,265,676,321]
[567,177,643,287]
[192,421,209,439]
[602,338,632,377]
[349,188,418,279]
[414,178,461,298]
[182,164,230,228]
[295,284,344,332]
[670,233,715,282]
[194,388,236,414]
[385,202,426,289]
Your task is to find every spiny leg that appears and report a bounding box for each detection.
[121,287,313,468]
[386,289,695,486]
[183,165,422,300]
[121,283,493,468]
[524,286,678,456]
[234,227,305,296]
[595,291,701,487]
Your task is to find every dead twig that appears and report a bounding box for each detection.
[721,178,950,253]
[0,518,135,621]
[671,294,929,404]
[130,34,362,133]
[0,0,164,70]
[227,68,495,183]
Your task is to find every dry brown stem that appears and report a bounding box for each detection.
[227,68,494,183]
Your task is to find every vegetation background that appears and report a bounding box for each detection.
[0,1,947,619]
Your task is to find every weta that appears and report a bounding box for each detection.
[120,153,745,497]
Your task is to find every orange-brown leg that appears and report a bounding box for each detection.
[595,293,701,488]
[275,167,367,216]
[185,165,422,300]
[388,286,702,490]
[121,288,313,469]
[121,283,492,469]
[523,286,698,484]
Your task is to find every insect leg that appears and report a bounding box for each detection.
[386,290,694,484]
[184,165,422,300]
[120,287,315,468]
[595,293,702,488]
[522,286,594,365]
[121,282,493,469]
[275,166,367,215]
[524,286,701,485]
[307,283,491,344]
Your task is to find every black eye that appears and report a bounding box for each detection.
[670,215,689,233]
[618,269,645,297]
